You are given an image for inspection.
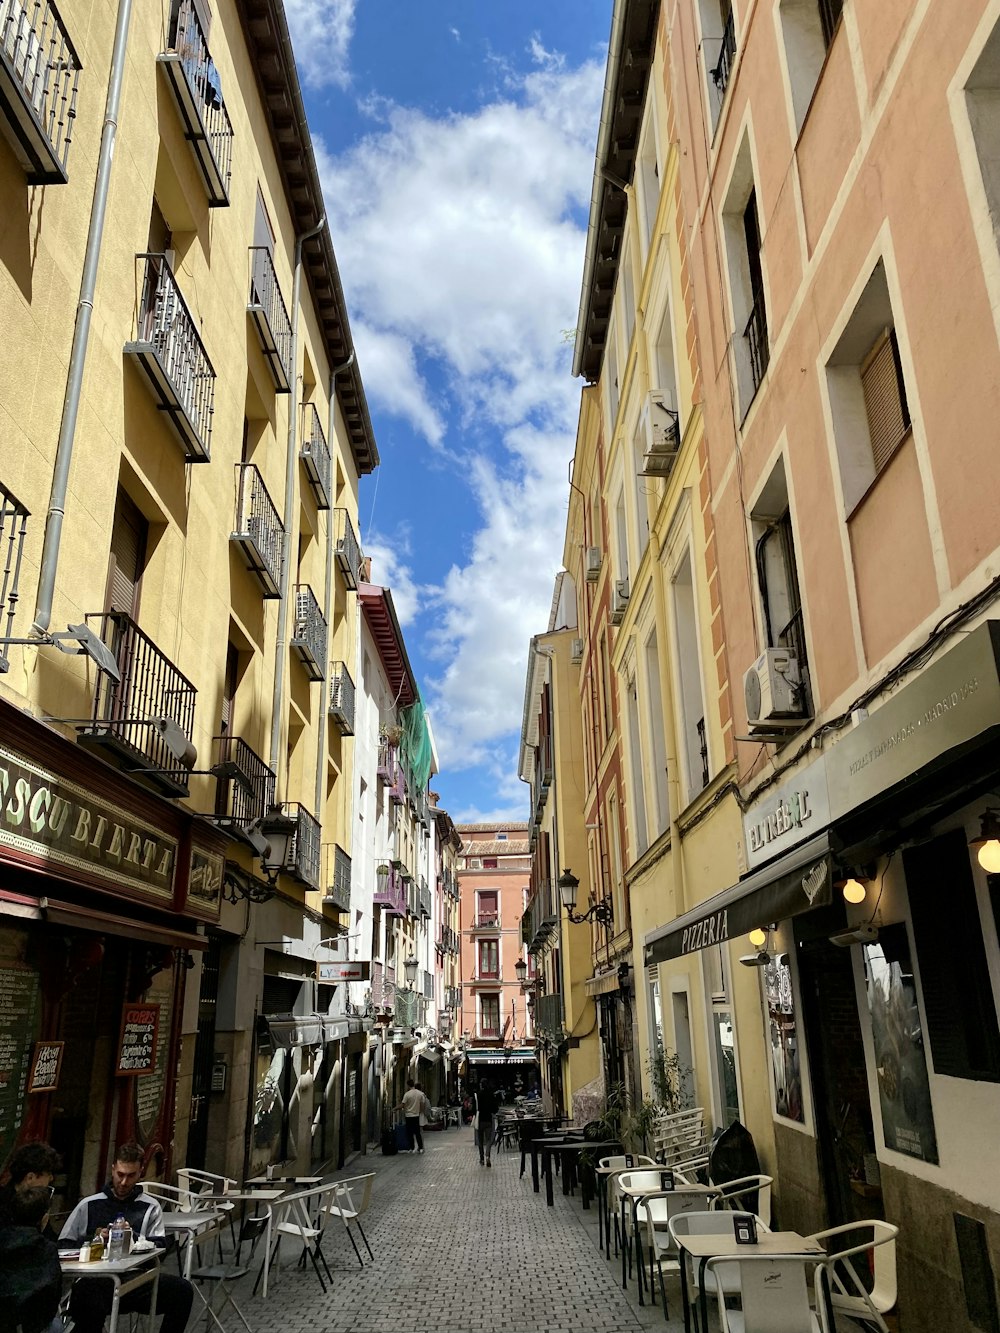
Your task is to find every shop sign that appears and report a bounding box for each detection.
[827,621,1000,819]
[0,744,176,901]
[28,1041,64,1093]
[187,847,223,919]
[317,960,370,982]
[743,758,830,870]
[116,1004,160,1077]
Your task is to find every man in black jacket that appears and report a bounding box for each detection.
[0,1141,61,1230]
[0,1186,62,1333]
[58,1142,193,1333]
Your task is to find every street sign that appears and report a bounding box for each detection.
[316,960,371,983]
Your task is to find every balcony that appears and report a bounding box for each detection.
[210,734,275,835]
[522,879,559,954]
[473,913,500,931]
[333,509,362,589]
[231,463,283,598]
[422,969,434,1000]
[378,739,404,803]
[373,863,406,916]
[535,992,565,1043]
[418,880,431,919]
[711,7,736,99]
[124,254,215,462]
[0,481,29,674]
[745,286,769,393]
[0,0,80,184]
[291,585,326,681]
[280,801,320,889]
[300,404,332,509]
[328,661,355,735]
[157,0,232,206]
[323,843,351,913]
[76,611,197,797]
[247,246,292,392]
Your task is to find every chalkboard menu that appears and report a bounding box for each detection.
[28,1041,64,1093]
[136,972,173,1141]
[116,1004,160,1077]
[0,960,41,1155]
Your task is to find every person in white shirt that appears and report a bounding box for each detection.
[399,1080,428,1154]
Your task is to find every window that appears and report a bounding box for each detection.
[625,671,649,858]
[477,891,498,928]
[826,261,913,513]
[614,487,629,586]
[751,459,811,714]
[778,0,837,134]
[482,857,498,870]
[966,25,1000,261]
[636,94,661,259]
[608,790,624,925]
[106,492,148,619]
[0,482,29,664]
[480,993,500,1038]
[905,830,1000,1082]
[477,940,499,980]
[704,944,742,1126]
[496,832,508,841]
[722,142,769,415]
[606,333,620,437]
[743,190,768,392]
[697,0,736,125]
[670,554,710,802]
[817,0,843,47]
[621,247,636,356]
[643,631,670,837]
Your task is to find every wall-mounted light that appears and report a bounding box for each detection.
[748,927,767,949]
[970,810,1000,874]
[558,868,614,927]
[834,866,875,905]
[258,805,298,883]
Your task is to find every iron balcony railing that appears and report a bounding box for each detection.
[300,403,332,510]
[79,611,197,797]
[418,882,431,918]
[377,737,397,782]
[422,970,434,1000]
[474,913,500,930]
[231,463,283,598]
[124,254,215,461]
[324,843,351,913]
[328,660,355,735]
[445,986,461,1012]
[819,0,843,47]
[333,509,362,589]
[745,287,769,393]
[0,0,80,184]
[0,481,29,674]
[535,992,565,1043]
[248,246,292,392]
[284,802,320,889]
[291,584,326,681]
[211,734,275,830]
[523,879,559,954]
[159,0,232,205]
[374,864,407,916]
[696,716,710,791]
[711,6,736,98]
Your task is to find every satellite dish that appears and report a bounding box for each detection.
[51,623,122,683]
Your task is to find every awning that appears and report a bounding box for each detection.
[417,1046,442,1065]
[585,970,620,996]
[464,1049,538,1066]
[644,832,834,966]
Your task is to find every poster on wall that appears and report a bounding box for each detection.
[115,1004,160,1077]
[764,954,804,1123]
[864,924,938,1164]
[28,1041,64,1094]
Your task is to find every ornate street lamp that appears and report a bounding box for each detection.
[558,868,613,927]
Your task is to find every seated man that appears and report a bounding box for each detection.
[0,1186,62,1333]
[0,1141,62,1231]
[58,1142,193,1333]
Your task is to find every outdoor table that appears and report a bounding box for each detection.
[59,1248,161,1333]
[533,1132,584,1205]
[618,1178,715,1302]
[676,1228,825,1333]
[161,1208,225,1278]
[245,1174,323,1188]
[547,1138,622,1210]
[202,1189,284,1298]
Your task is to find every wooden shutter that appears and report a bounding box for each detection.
[107,493,147,617]
[220,644,239,732]
[861,328,910,474]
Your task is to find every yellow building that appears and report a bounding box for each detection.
[0,0,376,1193]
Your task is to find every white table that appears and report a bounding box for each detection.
[677,1229,825,1333]
[202,1189,284,1298]
[60,1250,160,1333]
[245,1174,323,1188]
[617,1179,715,1303]
[161,1208,226,1277]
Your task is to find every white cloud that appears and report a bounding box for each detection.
[361,535,422,627]
[285,0,356,89]
[318,51,603,780]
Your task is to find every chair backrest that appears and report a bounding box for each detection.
[710,1174,773,1227]
[598,1154,656,1172]
[809,1219,898,1317]
[333,1173,375,1218]
[638,1187,713,1237]
[711,1254,822,1333]
[145,1181,199,1210]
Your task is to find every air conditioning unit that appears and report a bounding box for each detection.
[570,637,584,664]
[610,578,630,625]
[639,391,681,478]
[743,648,805,731]
[585,546,602,583]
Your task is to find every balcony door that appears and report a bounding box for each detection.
[106,491,147,619]
[477,890,498,928]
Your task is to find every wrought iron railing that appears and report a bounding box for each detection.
[233,463,283,596]
[82,611,197,780]
[212,734,275,827]
[711,7,736,98]
[422,970,434,1000]
[301,403,332,509]
[474,913,500,930]
[535,992,565,1042]
[132,253,215,457]
[696,716,710,791]
[333,509,362,589]
[418,882,431,918]
[291,584,326,680]
[287,802,320,889]
[163,0,232,203]
[373,864,407,915]
[744,287,769,393]
[248,246,292,389]
[1,0,80,182]
[0,481,28,670]
[328,660,355,734]
[324,843,351,912]
[818,0,843,47]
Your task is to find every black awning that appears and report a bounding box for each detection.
[643,832,834,966]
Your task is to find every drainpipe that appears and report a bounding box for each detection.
[32,0,135,637]
[269,213,326,790]
[313,351,356,822]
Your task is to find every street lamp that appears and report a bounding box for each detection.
[558,868,614,927]
[258,805,298,885]
[403,953,419,989]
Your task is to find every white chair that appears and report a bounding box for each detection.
[318,1173,375,1268]
[267,1184,336,1292]
[708,1174,773,1227]
[806,1219,899,1332]
[652,1107,709,1173]
[669,1209,771,1325]
[190,1214,269,1333]
[707,1252,830,1333]
[176,1169,238,1252]
[625,1176,714,1315]
[144,1181,203,1211]
[596,1154,656,1256]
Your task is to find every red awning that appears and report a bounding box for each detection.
[0,889,206,949]
[358,583,417,707]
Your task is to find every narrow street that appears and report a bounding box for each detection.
[232,1129,673,1333]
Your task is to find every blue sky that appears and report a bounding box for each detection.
[286,1,612,821]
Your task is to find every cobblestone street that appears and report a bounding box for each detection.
[229,1127,677,1333]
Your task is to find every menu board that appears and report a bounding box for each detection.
[136,972,173,1140]
[28,1041,64,1093]
[0,959,40,1155]
[116,1004,160,1077]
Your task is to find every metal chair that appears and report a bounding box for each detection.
[265,1184,335,1293]
[596,1154,656,1256]
[318,1173,376,1268]
[669,1209,771,1328]
[708,1174,774,1227]
[707,1252,830,1333]
[806,1219,899,1332]
[633,1185,720,1317]
[190,1214,269,1332]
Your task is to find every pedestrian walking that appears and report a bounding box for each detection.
[399,1080,426,1154]
[473,1083,497,1167]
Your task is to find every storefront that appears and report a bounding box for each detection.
[0,698,225,1210]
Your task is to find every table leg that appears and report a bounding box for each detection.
[531,1144,539,1193]
[108,1278,121,1333]
[544,1149,554,1207]
[679,1248,692,1333]
[699,1257,709,1333]
[634,1204,645,1306]
[621,1198,628,1290]
[263,1206,273,1299]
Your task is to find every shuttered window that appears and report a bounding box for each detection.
[861,328,911,476]
[106,492,147,617]
[904,830,1000,1082]
[220,644,239,732]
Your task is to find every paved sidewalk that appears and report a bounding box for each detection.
[226,1126,679,1333]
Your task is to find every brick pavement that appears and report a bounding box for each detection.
[223,1126,682,1333]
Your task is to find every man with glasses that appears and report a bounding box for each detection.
[0,1145,63,1333]
[0,1141,61,1230]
